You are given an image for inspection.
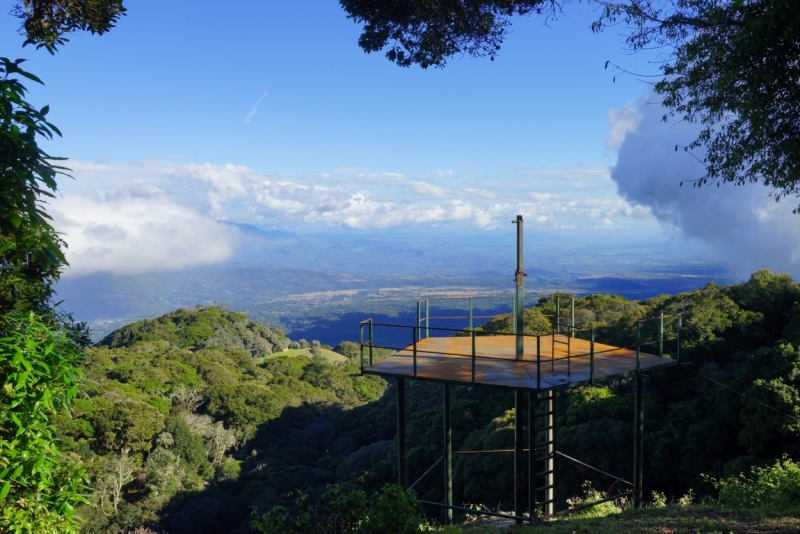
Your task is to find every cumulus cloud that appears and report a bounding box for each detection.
[50,183,239,276]
[611,97,800,277]
[606,104,641,149]
[51,159,659,275]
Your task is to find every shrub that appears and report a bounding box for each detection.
[711,456,800,512]
[251,484,424,534]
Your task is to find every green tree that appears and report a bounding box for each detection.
[341,0,800,210]
[12,0,127,53]
[0,312,87,533]
[0,57,68,317]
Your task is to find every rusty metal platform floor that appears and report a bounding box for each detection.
[362,334,676,390]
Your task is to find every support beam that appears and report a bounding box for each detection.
[514,390,526,523]
[397,378,407,489]
[444,383,453,525]
[633,373,644,508]
[528,391,535,524]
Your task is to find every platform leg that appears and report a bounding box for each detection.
[634,373,644,508]
[397,378,407,489]
[515,390,526,523]
[444,383,453,524]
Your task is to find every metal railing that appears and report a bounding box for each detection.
[360,312,683,389]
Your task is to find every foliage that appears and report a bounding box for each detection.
[597,0,800,212]
[0,312,87,533]
[45,270,800,532]
[711,457,800,512]
[251,484,424,534]
[565,481,621,518]
[340,0,560,68]
[0,57,68,317]
[12,0,127,53]
[343,1,800,208]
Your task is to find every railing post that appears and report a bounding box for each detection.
[469,297,473,331]
[677,315,682,363]
[425,299,430,339]
[512,296,517,334]
[571,297,575,337]
[590,327,595,385]
[635,321,641,373]
[417,301,421,342]
[471,330,476,386]
[444,383,453,525]
[360,323,364,372]
[369,321,374,366]
[556,297,561,334]
[536,335,541,390]
[413,327,418,379]
[659,311,664,357]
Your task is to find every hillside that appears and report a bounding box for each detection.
[53,269,800,533]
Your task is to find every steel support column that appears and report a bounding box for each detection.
[513,215,525,360]
[514,390,526,523]
[397,378,407,489]
[633,373,644,508]
[444,383,453,524]
[528,391,535,523]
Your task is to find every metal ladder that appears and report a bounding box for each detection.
[530,390,555,518]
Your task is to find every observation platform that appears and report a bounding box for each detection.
[361,331,678,391]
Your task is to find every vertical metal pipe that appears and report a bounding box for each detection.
[545,390,554,517]
[514,390,525,523]
[677,315,682,363]
[659,311,664,357]
[369,321,374,366]
[633,373,644,508]
[528,390,535,523]
[444,383,453,525]
[417,301,421,341]
[556,297,561,334]
[590,328,595,385]
[469,297,473,331]
[536,336,541,390]
[635,321,641,372]
[571,298,575,337]
[513,215,525,360]
[360,324,364,372]
[425,299,430,339]
[471,330,476,386]
[397,378,407,489]
[412,327,418,379]
[512,297,517,334]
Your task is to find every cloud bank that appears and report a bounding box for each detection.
[51,159,655,276]
[611,99,800,278]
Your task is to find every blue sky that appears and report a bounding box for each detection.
[3,1,650,172]
[2,1,795,279]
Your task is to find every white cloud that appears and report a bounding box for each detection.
[611,95,800,278]
[606,104,641,149]
[50,184,239,276]
[51,159,660,275]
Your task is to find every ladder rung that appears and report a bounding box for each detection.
[535,469,554,477]
[534,498,555,505]
[533,426,554,433]
[533,441,555,448]
[534,454,554,462]
[535,485,554,492]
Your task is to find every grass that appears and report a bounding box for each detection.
[436,505,800,534]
